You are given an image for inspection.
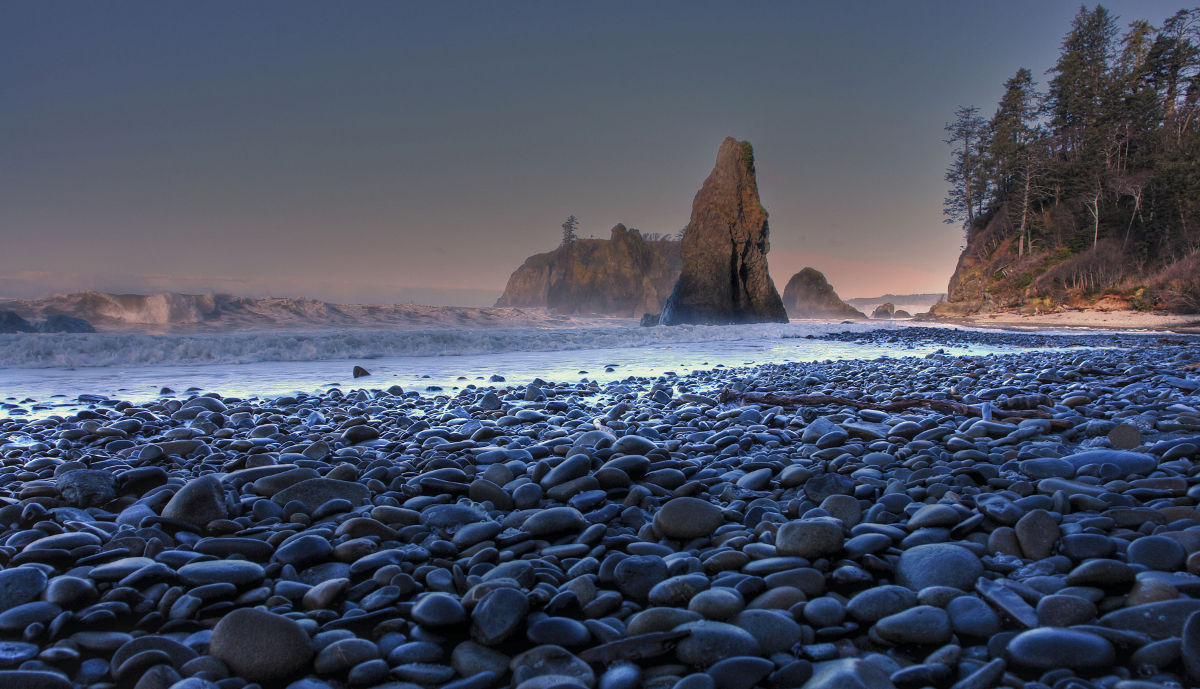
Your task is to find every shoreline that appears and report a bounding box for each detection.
[0,334,1199,687]
[917,308,1200,333]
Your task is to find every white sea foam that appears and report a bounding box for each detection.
[0,321,892,369]
[0,290,607,332]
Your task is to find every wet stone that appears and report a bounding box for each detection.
[896,544,982,591]
[654,497,723,540]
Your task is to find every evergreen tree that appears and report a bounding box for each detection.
[941,4,1200,309]
[990,68,1045,255]
[943,105,989,227]
[560,215,579,246]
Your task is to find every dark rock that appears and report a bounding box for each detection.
[1005,628,1115,672]
[271,478,369,511]
[655,497,723,540]
[846,586,918,624]
[161,475,228,528]
[782,268,866,320]
[522,507,587,537]
[0,670,72,689]
[1127,535,1187,571]
[673,620,760,667]
[1059,450,1156,476]
[776,519,843,559]
[413,593,467,627]
[0,641,37,668]
[55,469,116,507]
[614,555,669,601]
[1099,599,1200,640]
[352,366,370,378]
[897,544,982,591]
[660,138,787,325]
[209,608,314,682]
[313,638,379,675]
[472,588,528,645]
[177,561,264,587]
[1182,611,1200,683]
[873,605,952,646]
[0,568,48,613]
[496,224,682,317]
[871,303,895,319]
[707,655,774,689]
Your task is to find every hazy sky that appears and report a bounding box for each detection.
[3,1,1190,305]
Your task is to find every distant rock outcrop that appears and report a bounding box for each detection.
[0,311,35,333]
[37,315,95,333]
[871,303,895,319]
[781,268,865,320]
[0,310,95,334]
[660,138,788,326]
[495,224,682,317]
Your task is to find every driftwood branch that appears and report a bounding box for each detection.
[718,389,1055,420]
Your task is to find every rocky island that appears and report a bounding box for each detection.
[495,225,681,317]
[781,268,865,320]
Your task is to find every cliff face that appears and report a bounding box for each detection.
[781,268,865,320]
[934,202,1200,317]
[494,224,682,316]
[660,138,788,325]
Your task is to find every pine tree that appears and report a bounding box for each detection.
[989,68,1048,256]
[943,106,990,228]
[560,215,579,246]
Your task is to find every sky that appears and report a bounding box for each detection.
[2,1,1192,305]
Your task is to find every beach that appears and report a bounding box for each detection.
[1,326,1199,688]
[924,308,1200,334]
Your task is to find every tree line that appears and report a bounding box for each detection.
[558,215,682,246]
[944,5,1200,300]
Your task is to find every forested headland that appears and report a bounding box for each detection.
[936,5,1200,314]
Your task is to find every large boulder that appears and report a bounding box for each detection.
[495,224,682,317]
[871,302,895,319]
[660,138,788,325]
[782,268,866,320]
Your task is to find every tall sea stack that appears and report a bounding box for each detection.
[660,138,788,326]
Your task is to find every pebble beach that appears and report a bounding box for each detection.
[2,328,1200,689]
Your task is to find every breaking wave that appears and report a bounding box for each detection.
[0,321,887,368]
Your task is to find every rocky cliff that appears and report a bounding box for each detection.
[781,268,865,320]
[494,224,682,317]
[660,138,788,325]
[929,203,1200,317]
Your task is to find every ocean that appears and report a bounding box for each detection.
[0,320,1033,418]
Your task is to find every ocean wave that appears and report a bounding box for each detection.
[0,290,603,332]
[0,322,888,368]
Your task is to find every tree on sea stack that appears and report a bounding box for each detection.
[659,137,788,325]
[561,214,579,246]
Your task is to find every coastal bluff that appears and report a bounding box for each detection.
[494,224,681,317]
[660,138,788,326]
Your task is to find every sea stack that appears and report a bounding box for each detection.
[660,138,788,325]
[782,267,866,319]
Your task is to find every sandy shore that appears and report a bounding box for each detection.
[922,309,1200,333]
